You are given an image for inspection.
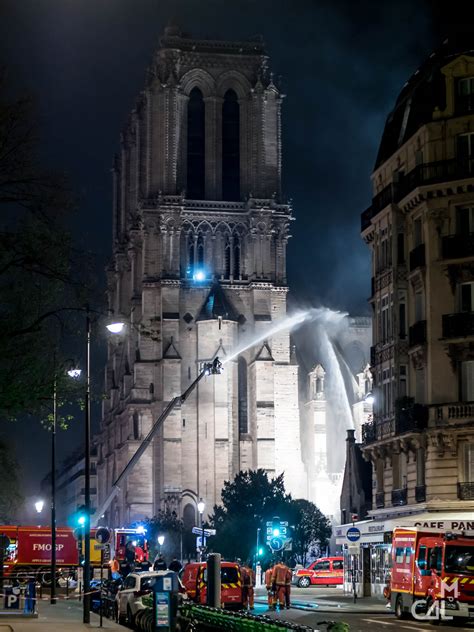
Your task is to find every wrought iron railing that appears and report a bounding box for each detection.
[392,488,408,506]
[409,243,426,271]
[442,232,474,259]
[458,482,474,501]
[362,421,377,444]
[395,403,428,434]
[409,320,427,347]
[442,312,474,338]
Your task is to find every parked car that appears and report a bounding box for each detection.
[115,571,166,625]
[293,556,344,587]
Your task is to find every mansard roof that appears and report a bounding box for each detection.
[375,33,474,169]
[196,282,239,322]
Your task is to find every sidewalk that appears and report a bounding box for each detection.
[0,599,123,632]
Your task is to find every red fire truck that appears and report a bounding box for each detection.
[0,525,150,583]
[391,527,474,622]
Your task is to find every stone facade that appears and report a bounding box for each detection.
[360,39,474,522]
[96,28,305,530]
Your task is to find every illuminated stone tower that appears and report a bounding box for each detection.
[97,27,305,532]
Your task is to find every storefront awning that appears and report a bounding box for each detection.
[334,511,474,545]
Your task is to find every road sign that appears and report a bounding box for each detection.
[346,527,361,542]
[196,536,207,548]
[95,527,111,544]
[269,536,284,551]
[192,527,216,537]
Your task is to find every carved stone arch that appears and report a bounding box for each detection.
[215,220,233,235]
[216,70,252,100]
[232,223,246,236]
[180,68,216,98]
[194,220,214,235]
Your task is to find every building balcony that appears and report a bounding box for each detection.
[392,488,408,506]
[442,312,474,339]
[375,492,385,509]
[362,420,376,444]
[431,402,474,425]
[442,233,474,259]
[415,485,426,503]
[395,401,428,434]
[409,244,426,271]
[361,157,474,231]
[458,482,474,501]
[409,320,427,347]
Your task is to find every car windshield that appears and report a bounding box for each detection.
[140,577,158,591]
[444,546,474,576]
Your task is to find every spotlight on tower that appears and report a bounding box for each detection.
[192,269,206,282]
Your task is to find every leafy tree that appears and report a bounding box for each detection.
[288,498,332,566]
[209,469,292,562]
[144,510,184,561]
[0,439,22,522]
[0,71,92,419]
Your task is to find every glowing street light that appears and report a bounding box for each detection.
[157,534,165,555]
[105,321,125,334]
[197,498,205,561]
[35,500,44,514]
[364,392,375,405]
[67,368,82,379]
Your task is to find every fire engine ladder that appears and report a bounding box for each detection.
[92,357,223,526]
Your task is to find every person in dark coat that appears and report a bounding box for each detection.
[153,556,167,571]
[168,558,182,573]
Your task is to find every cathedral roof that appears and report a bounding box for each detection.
[196,283,239,322]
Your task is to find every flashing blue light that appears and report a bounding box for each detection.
[193,269,206,282]
[273,527,280,537]
[78,516,86,526]
[136,525,146,535]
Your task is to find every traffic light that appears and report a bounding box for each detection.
[74,505,88,527]
[272,516,281,537]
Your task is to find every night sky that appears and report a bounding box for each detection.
[0,0,470,509]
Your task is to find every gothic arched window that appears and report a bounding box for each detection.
[224,234,231,279]
[188,233,195,271]
[197,233,204,266]
[187,88,205,199]
[222,89,240,201]
[133,412,139,440]
[233,234,241,279]
[238,357,248,434]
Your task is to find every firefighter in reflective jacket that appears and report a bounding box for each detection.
[265,565,276,610]
[242,563,255,609]
[271,560,291,609]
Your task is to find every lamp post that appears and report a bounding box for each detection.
[197,498,205,562]
[50,379,57,604]
[157,535,165,556]
[82,308,125,624]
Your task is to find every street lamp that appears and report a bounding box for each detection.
[197,499,205,562]
[157,535,165,555]
[35,500,44,514]
[82,307,125,624]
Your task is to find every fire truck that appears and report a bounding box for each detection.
[391,527,474,622]
[0,525,149,583]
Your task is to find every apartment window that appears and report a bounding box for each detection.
[414,218,423,247]
[461,361,474,401]
[382,368,391,416]
[415,291,424,322]
[458,77,474,112]
[381,295,389,342]
[399,303,406,339]
[457,132,474,165]
[376,458,384,492]
[416,447,425,486]
[415,368,425,404]
[460,442,474,483]
[399,365,407,398]
[456,206,474,234]
[459,282,474,312]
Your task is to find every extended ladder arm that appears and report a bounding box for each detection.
[92,357,223,526]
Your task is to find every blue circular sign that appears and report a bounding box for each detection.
[346,527,361,542]
[270,537,284,551]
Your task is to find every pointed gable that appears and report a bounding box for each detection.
[163,338,181,359]
[196,282,239,322]
[255,341,274,361]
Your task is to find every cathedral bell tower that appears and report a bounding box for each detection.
[98,27,304,535]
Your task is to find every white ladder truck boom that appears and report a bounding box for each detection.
[93,357,223,526]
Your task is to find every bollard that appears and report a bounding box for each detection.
[206,553,221,608]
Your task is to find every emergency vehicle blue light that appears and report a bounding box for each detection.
[193,269,206,282]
